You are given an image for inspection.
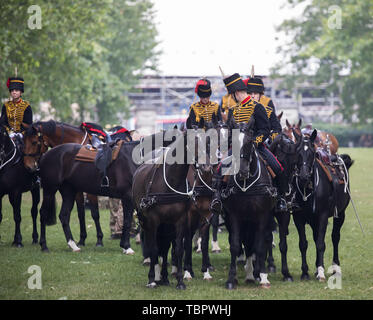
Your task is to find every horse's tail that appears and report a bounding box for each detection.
[40,192,57,226]
[340,154,354,170]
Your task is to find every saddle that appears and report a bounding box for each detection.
[75,140,124,187]
[81,122,108,143]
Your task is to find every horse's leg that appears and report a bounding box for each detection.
[211,213,221,253]
[331,209,345,274]
[120,197,135,254]
[276,212,293,281]
[314,210,329,281]
[144,221,158,288]
[30,186,40,244]
[0,195,2,240]
[39,188,57,252]
[175,221,186,290]
[159,236,171,286]
[255,216,271,288]
[59,184,80,252]
[265,216,276,273]
[183,222,194,280]
[293,213,310,280]
[75,192,87,246]
[201,223,213,280]
[226,217,240,289]
[9,191,23,247]
[87,194,104,247]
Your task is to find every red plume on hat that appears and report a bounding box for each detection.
[6,78,10,89]
[243,78,250,87]
[195,79,207,93]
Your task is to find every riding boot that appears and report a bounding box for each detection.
[210,173,223,215]
[275,172,288,213]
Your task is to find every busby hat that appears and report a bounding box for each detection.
[223,73,247,94]
[195,79,212,98]
[7,77,24,92]
[246,76,264,94]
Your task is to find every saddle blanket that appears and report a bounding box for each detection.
[75,140,124,163]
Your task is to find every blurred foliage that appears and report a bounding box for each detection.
[272,0,373,124]
[0,0,159,125]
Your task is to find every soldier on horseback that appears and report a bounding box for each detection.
[189,78,222,125]
[210,73,288,214]
[1,75,33,142]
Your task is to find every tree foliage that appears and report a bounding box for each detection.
[273,0,373,123]
[0,0,159,125]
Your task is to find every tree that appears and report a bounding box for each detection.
[0,0,159,125]
[273,0,373,123]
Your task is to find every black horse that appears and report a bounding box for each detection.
[132,120,213,289]
[293,129,354,280]
[268,129,303,281]
[220,115,276,289]
[0,123,40,247]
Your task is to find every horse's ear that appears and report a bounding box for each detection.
[22,122,30,129]
[186,117,192,130]
[310,129,317,143]
[297,118,302,129]
[277,111,283,121]
[187,109,197,129]
[173,124,178,130]
[285,119,291,129]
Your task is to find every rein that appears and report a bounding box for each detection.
[0,137,17,170]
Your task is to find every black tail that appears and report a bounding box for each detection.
[40,193,57,226]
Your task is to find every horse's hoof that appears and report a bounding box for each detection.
[41,248,49,253]
[283,276,293,282]
[12,242,23,248]
[176,283,186,290]
[158,279,170,286]
[301,273,310,281]
[260,283,271,289]
[146,282,157,289]
[32,240,38,245]
[143,258,150,266]
[123,248,135,255]
[208,265,215,272]
[268,266,277,273]
[96,243,104,247]
[225,282,236,290]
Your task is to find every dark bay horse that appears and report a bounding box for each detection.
[22,120,132,248]
[0,123,40,247]
[268,129,303,281]
[24,140,140,252]
[132,121,213,289]
[220,115,276,289]
[293,129,353,280]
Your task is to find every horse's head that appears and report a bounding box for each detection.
[23,123,48,172]
[283,118,302,142]
[296,129,317,186]
[270,129,303,176]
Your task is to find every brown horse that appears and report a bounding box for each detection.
[283,119,339,155]
[22,120,132,249]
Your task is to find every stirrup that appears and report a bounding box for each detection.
[276,198,287,212]
[101,176,109,188]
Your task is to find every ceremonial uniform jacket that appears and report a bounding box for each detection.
[220,94,237,114]
[1,99,32,133]
[259,95,282,142]
[231,96,270,146]
[189,100,220,123]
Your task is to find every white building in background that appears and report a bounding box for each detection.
[125,75,342,133]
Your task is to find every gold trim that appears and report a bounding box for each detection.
[247,82,263,87]
[225,77,241,87]
[10,80,24,83]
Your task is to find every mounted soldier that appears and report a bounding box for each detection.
[245,74,282,144]
[1,75,33,147]
[210,73,288,214]
[189,78,222,126]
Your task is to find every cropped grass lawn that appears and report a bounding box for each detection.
[0,148,373,300]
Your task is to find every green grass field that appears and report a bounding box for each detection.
[1,148,372,300]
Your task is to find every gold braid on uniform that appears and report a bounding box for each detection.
[4,99,30,132]
[190,101,219,123]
